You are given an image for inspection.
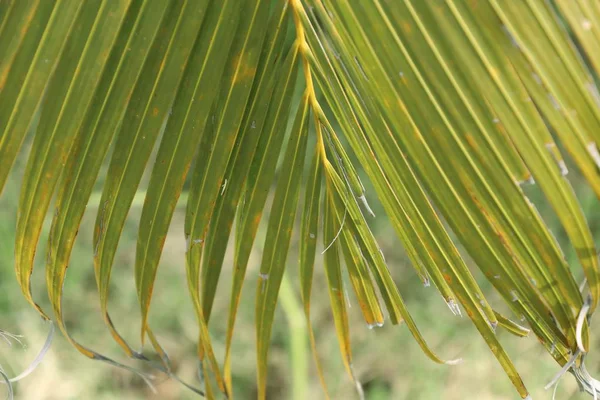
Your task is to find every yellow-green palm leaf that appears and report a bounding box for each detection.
[2,0,600,398]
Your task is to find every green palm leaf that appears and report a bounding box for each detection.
[2,1,600,398]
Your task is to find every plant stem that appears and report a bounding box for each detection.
[279,272,308,400]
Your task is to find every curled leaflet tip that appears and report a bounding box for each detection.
[322,210,346,254]
[0,369,13,400]
[4,321,54,384]
[358,195,375,217]
[545,350,579,390]
[576,296,591,353]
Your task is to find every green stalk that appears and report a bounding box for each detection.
[279,272,308,400]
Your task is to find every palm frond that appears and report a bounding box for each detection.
[2,0,600,398]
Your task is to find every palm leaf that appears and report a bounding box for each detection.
[2,0,600,398]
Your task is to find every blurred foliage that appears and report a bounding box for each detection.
[0,143,598,399]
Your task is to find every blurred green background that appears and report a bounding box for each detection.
[1,139,599,400]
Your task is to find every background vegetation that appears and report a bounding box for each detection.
[0,140,598,399]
